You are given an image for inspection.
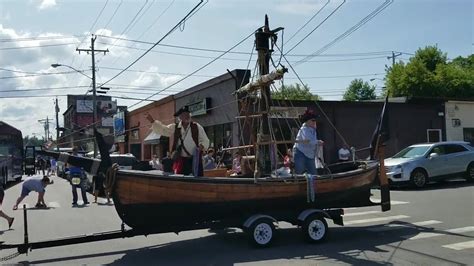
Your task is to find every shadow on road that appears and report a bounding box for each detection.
[391,179,473,191]
[13,220,467,266]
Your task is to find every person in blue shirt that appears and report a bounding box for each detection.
[68,147,90,206]
[293,109,324,175]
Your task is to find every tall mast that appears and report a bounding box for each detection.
[255,15,280,176]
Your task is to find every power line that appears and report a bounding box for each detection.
[95,40,391,62]
[285,0,330,45]
[127,29,256,109]
[0,42,78,51]
[99,0,205,87]
[0,70,89,79]
[296,0,393,65]
[96,34,406,58]
[0,35,86,42]
[286,0,346,55]
[97,0,123,36]
[96,0,154,66]
[135,0,176,40]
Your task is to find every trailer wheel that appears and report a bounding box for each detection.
[247,218,275,247]
[302,214,328,243]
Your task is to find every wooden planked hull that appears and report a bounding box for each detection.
[110,161,379,231]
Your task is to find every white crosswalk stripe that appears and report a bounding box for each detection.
[344,210,381,217]
[403,226,474,240]
[345,215,410,225]
[345,200,409,211]
[442,240,474,250]
[367,220,443,232]
[47,202,61,208]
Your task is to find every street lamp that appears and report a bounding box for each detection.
[51,63,98,157]
[51,63,92,79]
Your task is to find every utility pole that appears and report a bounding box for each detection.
[55,97,60,151]
[76,35,109,157]
[38,117,51,142]
[387,51,402,68]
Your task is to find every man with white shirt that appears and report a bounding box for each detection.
[146,106,209,176]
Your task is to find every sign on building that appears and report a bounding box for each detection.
[76,100,93,113]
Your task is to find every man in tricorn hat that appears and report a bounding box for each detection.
[146,106,209,176]
[293,109,324,175]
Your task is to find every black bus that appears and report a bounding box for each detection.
[0,121,23,186]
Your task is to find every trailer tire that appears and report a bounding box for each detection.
[302,214,328,243]
[246,218,275,247]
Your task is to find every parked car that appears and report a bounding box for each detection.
[384,141,474,188]
[110,153,139,170]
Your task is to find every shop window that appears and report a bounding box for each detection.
[464,128,474,145]
[130,129,139,140]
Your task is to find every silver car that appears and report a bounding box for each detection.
[385,141,474,188]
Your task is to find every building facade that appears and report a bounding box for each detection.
[445,100,474,144]
[125,96,175,161]
[62,95,117,152]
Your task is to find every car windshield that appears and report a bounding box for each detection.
[392,146,430,158]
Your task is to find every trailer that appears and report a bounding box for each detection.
[0,204,345,260]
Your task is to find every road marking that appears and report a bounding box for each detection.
[367,220,442,232]
[47,202,61,208]
[345,215,410,225]
[344,211,381,217]
[443,240,474,250]
[404,226,474,240]
[370,198,409,205]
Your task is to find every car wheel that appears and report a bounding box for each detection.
[302,214,328,243]
[246,218,275,247]
[410,169,428,188]
[466,162,474,182]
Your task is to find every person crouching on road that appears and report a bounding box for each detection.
[13,176,53,210]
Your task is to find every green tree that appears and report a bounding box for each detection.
[23,135,44,147]
[343,79,376,101]
[272,84,321,101]
[386,46,474,97]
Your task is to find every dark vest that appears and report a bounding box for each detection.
[171,122,199,153]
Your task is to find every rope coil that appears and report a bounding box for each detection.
[104,163,119,194]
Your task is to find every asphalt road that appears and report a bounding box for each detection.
[0,175,473,265]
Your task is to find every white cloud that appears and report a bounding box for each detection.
[38,0,56,10]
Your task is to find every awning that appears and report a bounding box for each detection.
[144,131,161,145]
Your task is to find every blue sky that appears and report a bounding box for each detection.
[0,0,472,137]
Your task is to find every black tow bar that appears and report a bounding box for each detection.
[0,206,145,255]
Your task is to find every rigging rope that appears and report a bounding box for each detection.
[274,43,352,152]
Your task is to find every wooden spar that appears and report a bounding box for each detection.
[235,108,302,119]
[221,145,254,151]
[234,68,287,95]
[222,140,308,152]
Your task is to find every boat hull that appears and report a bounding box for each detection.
[110,162,379,231]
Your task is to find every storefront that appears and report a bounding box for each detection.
[174,69,250,151]
[126,96,175,161]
